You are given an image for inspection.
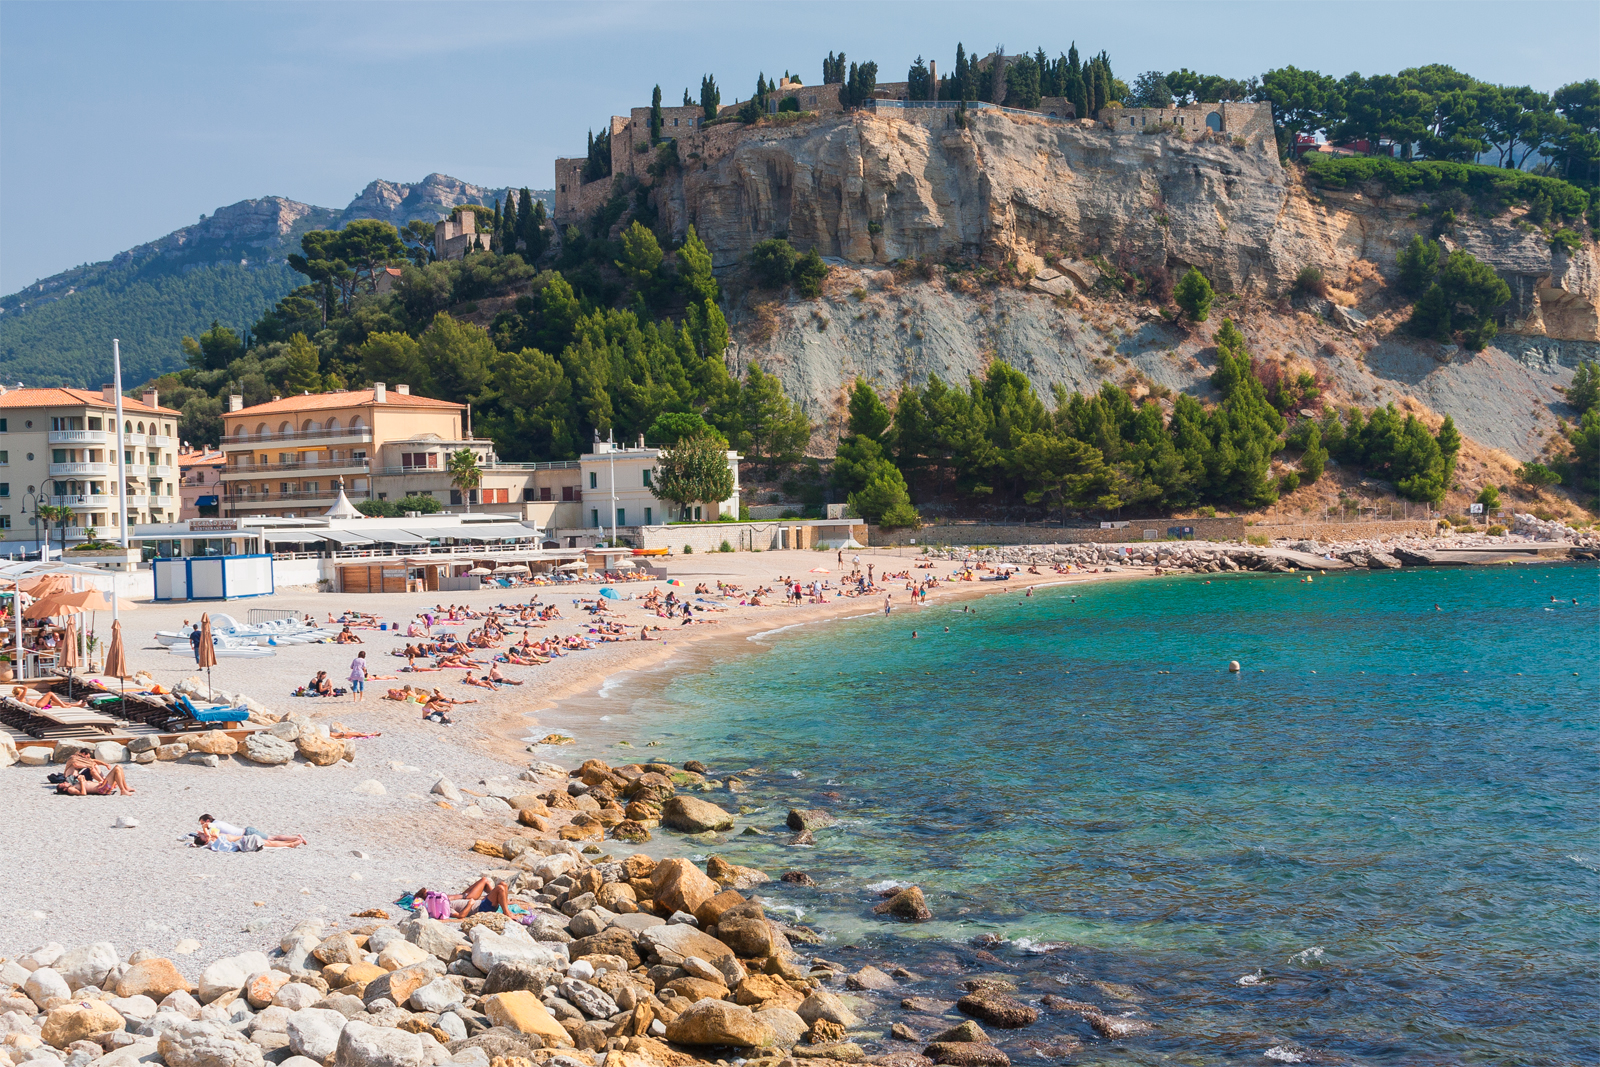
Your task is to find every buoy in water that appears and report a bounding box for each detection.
[1228,660,1241,673]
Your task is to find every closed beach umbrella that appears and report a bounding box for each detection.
[104,619,128,717]
[60,615,79,695]
[197,612,217,696]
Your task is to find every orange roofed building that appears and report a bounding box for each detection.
[0,385,181,554]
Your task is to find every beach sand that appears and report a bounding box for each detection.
[0,545,1147,966]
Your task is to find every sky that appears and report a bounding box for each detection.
[2,0,1596,294]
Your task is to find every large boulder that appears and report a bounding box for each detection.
[333,1021,423,1067]
[713,917,775,958]
[955,992,1037,1029]
[568,928,641,969]
[374,940,429,971]
[24,968,71,1009]
[558,979,618,1020]
[786,809,836,832]
[649,858,719,917]
[296,733,344,767]
[157,1019,267,1067]
[285,1008,348,1061]
[188,731,238,756]
[41,999,124,1047]
[659,797,735,834]
[468,925,568,975]
[245,971,291,1009]
[924,1044,1010,1066]
[242,733,294,766]
[54,942,120,991]
[754,1007,808,1048]
[478,991,570,1045]
[398,917,461,961]
[117,959,190,1000]
[797,991,859,1029]
[872,886,933,922]
[406,978,463,1014]
[637,924,734,963]
[359,964,435,1009]
[664,999,775,1048]
[311,933,361,966]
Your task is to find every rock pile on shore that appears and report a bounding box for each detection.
[931,543,1301,573]
[1512,512,1598,545]
[2,756,1143,1067]
[10,713,354,772]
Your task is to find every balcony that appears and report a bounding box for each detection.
[152,494,175,507]
[226,490,340,505]
[48,462,111,477]
[222,426,375,450]
[123,433,146,448]
[148,434,174,448]
[223,458,371,476]
[124,494,149,506]
[48,429,108,445]
[148,464,173,478]
[51,494,114,509]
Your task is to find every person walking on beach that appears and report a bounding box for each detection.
[348,651,368,702]
[884,594,892,617]
[189,625,202,663]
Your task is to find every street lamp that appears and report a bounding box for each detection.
[20,488,49,562]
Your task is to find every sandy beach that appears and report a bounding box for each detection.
[0,545,1148,965]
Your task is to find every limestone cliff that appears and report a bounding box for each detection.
[631,109,1598,463]
[650,109,1597,342]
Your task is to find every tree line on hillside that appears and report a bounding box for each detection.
[827,319,1467,526]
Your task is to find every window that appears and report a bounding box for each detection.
[694,506,702,521]
[644,507,652,525]
[591,508,600,527]
[53,450,67,463]
[617,508,626,526]
[0,419,7,432]
[540,487,552,501]
[280,483,291,494]
[87,418,101,430]
[561,486,574,501]
[0,516,9,530]
[0,452,7,465]
[483,488,509,504]
[589,472,598,489]
[305,482,319,493]
[450,489,462,505]
[642,468,652,487]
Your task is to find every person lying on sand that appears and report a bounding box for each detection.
[193,828,307,851]
[430,688,477,705]
[57,765,135,795]
[487,664,523,685]
[334,627,363,644]
[422,699,455,724]
[461,672,497,690]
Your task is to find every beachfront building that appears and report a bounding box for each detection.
[177,446,227,519]
[0,385,182,555]
[576,437,742,534]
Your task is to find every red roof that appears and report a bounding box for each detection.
[0,387,180,416]
[224,390,464,417]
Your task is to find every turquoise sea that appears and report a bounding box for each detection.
[560,564,1599,1065]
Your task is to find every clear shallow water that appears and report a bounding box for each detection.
[576,565,1599,1065]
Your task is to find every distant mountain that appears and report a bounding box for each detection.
[0,175,551,388]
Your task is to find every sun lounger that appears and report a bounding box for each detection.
[175,693,247,724]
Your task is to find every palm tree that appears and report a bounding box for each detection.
[39,503,75,555]
[448,449,482,512]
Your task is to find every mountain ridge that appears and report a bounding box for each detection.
[0,174,551,386]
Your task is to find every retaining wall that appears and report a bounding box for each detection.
[1247,519,1440,542]
[868,517,1247,546]
[635,521,868,554]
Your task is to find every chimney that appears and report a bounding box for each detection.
[143,388,158,410]
[228,394,243,412]
[102,384,117,404]
[396,383,410,395]
[638,433,645,449]
[929,60,937,101]
[374,382,387,404]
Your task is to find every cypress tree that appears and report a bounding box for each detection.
[990,46,1006,105]
[650,84,662,144]
[682,88,692,106]
[501,193,517,255]
[954,43,969,100]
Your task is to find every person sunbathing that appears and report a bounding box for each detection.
[57,765,135,795]
[59,752,109,782]
[487,664,523,685]
[334,627,363,645]
[505,649,546,666]
[12,685,87,709]
[193,827,306,850]
[462,672,497,690]
[415,876,511,917]
[430,688,477,705]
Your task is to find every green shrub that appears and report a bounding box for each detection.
[750,238,797,288]
[793,250,829,299]
[683,544,693,554]
[1476,484,1501,509]
[1519,461,1562,486]
[718,539,734,552]
[1279,471,1301,493]
[1294,267,1329,298]
[1396,235,1441,296]
[1551,228,1584,253]
[1487,524,1506,536]
[778,96,800,113]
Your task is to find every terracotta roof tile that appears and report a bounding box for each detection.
[0,387,181,415]
[224,390,464,416]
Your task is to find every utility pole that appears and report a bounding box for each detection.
[608,429,619,547]
[114,340,129,549]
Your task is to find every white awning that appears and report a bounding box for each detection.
[453,523,539,541]
[260,530,330,544]
[316,529,377,545]
[369,529,430,545]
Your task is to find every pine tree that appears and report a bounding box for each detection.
[683,88,693,106]
[650,84,663,144]
[700,75,721,122]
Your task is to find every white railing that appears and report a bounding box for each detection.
[123,494,149,506]
[223,426,375,448]
[48,430,107,444]
[48,462,111,477]
[123,433,146,447]
[51,494,113,508]
[148,434,175,448]
[148,464,173,477]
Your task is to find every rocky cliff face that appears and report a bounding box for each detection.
[654,110,1598,342]
[339,173,514,228]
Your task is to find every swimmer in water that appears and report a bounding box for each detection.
[911,631,918,638]
[943,626,949,633]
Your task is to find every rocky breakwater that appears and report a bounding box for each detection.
[928,543,1317,575]
[2,706,355,772]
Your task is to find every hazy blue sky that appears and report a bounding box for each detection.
[2,0,1596,293]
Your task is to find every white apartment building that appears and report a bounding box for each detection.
[576,437,741,534]
[0,386,182,554]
